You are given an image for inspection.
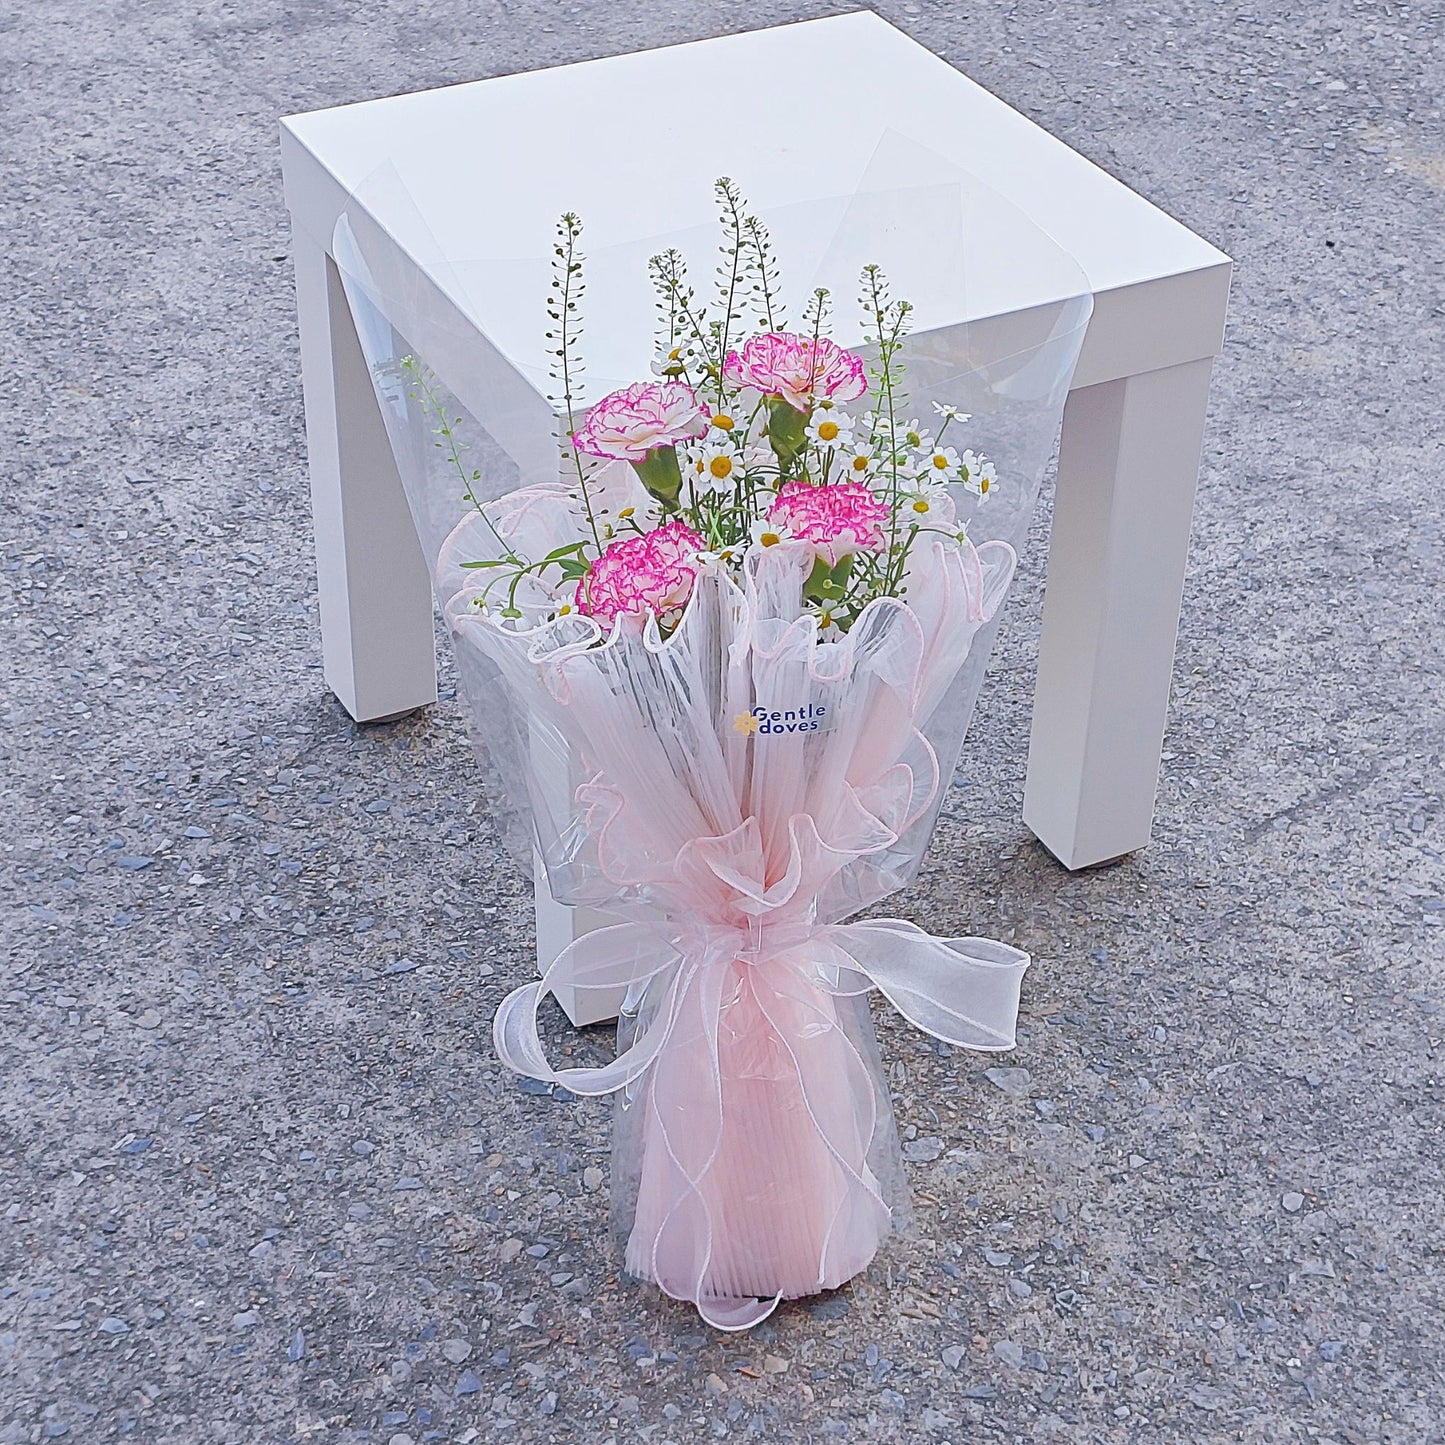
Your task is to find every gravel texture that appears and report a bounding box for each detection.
[2,2,1443,1442]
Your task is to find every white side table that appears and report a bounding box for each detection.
[281,13,1230,1017]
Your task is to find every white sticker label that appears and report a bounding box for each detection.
[732,704,833,737]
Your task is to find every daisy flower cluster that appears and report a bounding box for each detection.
[424,180,1002,637]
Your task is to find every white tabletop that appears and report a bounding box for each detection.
[283,11,1229,396]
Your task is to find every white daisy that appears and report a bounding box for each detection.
[920,444,962,477]
[749,516,793,549]
[696,546,742,572]
[959,450,997,502]
[901,481,956,523]
[898,418,934,453]
[804,598,844,636]
[650,338,705,379]
[680,439,746,495]
[931,401,971,423]
[699,440,747,493]
[806,409,855,449]
[839,441,879,480]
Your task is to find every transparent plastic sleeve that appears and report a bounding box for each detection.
[328,137,1091,1328]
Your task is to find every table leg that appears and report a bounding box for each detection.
[1023,356,1216,869]
[293,236,437,722]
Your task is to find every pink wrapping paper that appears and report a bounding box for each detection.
[449,501,1032,1328]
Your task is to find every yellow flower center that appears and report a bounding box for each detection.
[618,507,634,519]
[851,454,870,472]
[708,455,735,480]
[931,453,949,469]
[557,603,573,615]
[979,477,990,493]
[759,530,782,547]
[906,430,922,447]
[817,420,840,442]
[912,498,930,513]
[712,413,734,430]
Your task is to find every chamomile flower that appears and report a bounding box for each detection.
[898,418,934,453]
[708,409,741,434]
[840,441,879,480]
[806,408,855,449]
[919,444,962,477]
[959,450,997,502]
[901,481,956,523]
[650,338,705,379]
[931,401,971,424]
[682,439,747,495]
[695,545,742,572]
[749,516,793,550]
[804,598,844,636]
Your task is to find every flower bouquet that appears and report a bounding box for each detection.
[332,172,1089,1328]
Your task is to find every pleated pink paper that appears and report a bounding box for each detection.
[450,482,1034,1329]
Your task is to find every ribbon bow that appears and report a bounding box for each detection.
[494,916,1030,1096]
[493,911,1029,1328]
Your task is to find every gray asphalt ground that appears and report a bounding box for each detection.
[3,1,1443,1442]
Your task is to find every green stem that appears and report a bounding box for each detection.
[556,218,604,555]
[404,359,516,562]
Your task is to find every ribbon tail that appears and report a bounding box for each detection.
[698,1290,784,1333]
[827,919,1030,1051]
[493,922,682,1095]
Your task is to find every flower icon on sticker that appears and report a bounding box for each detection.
[732,713,761,736]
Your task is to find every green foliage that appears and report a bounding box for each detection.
[547,212,603,552]
[743,216,784,332]
[443,180,982,640]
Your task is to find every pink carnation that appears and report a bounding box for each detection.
[768,481,890,568]
[722,332,868,412]
[572,382,708,463]
[576,520,705,628]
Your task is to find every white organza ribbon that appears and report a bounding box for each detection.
[494,917,1028,1093]
[493,910,1027,1330]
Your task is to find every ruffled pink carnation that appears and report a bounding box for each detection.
[722,332,868,412]
[572,382,708,462]
[575,520,705,627]
[768,481,890,568]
